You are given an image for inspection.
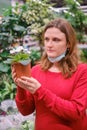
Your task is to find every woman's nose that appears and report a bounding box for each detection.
[47,40,53,47]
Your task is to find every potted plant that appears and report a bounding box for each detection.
[4,46,31,78]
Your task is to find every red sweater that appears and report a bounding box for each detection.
[15,63,87,130]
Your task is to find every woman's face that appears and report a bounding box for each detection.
[44,27,68,58]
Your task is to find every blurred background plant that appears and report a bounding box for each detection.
[58,0,87,43]
[21,120,34,130]
[0,0,56,50]
[0,51,14,102]
[80,48,87,62]
[0,0,10,15]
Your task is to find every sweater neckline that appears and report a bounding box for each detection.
[47,70,62,75]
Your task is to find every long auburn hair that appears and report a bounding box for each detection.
[40,18,80,78]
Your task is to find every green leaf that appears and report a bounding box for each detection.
[13,25,26,32]
[4,59,13,64]
[0,50,9,58]
[0,63,9,72]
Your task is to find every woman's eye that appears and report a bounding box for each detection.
[44,37,49,42]
[53,38,60,42]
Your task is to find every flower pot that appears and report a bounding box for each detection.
[13,63,31,78]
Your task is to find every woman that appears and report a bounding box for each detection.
[11,18,87,130]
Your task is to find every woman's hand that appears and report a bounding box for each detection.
[17,76,41,94]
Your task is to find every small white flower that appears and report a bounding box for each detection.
[63,10,68,13]
[23,48,31,54]
[9,45,30,57]
[15,46,23,53]
[73,0,80,6]
[10,49,16,54]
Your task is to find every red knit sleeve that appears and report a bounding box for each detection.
[34,66,87,121]
[15,86,35,116]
